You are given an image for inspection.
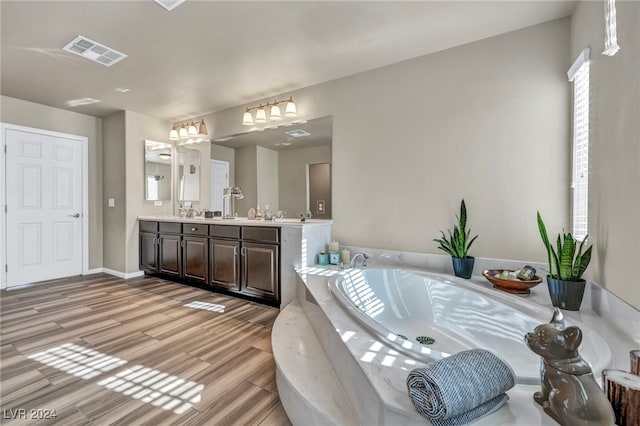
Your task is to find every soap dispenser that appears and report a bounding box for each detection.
[256,204,263,220]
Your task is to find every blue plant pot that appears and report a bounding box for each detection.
[452,256,475,279]
[547,277,586,311]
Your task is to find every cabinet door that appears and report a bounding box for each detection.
[159,234,181,277]
[241,242,279,301]
[183,236,209,283]
[210,239,240,291]
[139,232,158,272]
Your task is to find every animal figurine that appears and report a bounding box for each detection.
[525,309,615,426]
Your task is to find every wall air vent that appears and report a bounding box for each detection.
[62,36,127,67]
[153,0,186,11]
[284,129,311,138]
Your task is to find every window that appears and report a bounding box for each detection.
[568,48,590,240]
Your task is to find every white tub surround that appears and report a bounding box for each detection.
[137,215,331,308]
[273,249,639,425]
[331,268,612,385]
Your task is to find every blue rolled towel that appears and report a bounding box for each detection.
[406,349,515,426]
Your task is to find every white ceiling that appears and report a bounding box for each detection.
[1,1,575,121]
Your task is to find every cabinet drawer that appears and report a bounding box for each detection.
[182,223,209,236]
[210,225,240,239]
[242,227,280,243]
[139,221,158,233]
[159,222,181,234]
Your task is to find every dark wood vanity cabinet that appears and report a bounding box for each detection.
[139,221,280,306]
[210,239,240,291]
[139,232,158,272]
[159,233,182,277]
[182,224,209,284]
[182,236,209,283]
[139,221,159,272]
[241,242,279,300]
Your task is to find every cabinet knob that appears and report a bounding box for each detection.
[191,227,197,232]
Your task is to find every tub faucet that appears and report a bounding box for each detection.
[350,253,370,268]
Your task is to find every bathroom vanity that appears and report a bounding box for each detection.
[138,216,331,308]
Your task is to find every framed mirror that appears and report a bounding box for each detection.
[144,140,173,201]
[178,146,201,202]
[211,116,332,218]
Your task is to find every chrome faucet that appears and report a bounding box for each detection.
[350,253,370,268]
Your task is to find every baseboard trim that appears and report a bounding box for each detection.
[84,268,104,275]
[102,268,145,279]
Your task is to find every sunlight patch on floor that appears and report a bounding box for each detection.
[98,365,205,414]
[183,301,225,313]
[28,343,127,379]
[28,343,204,414]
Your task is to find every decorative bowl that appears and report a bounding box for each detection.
[482,269,542,295]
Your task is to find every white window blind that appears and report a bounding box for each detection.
[568,49,590,241]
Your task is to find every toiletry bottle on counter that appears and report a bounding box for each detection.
[256,204,263,220]
[341,249,351,264]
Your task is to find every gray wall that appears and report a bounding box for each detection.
[235,146,257,215]
[102,112,126,272]
[256,146,279,211]
[278,145,332,217]
[1,95,104,270]
[309,163,332,219]
[207,19,571,263]
[571,1,640,308]
[211,143,235,187]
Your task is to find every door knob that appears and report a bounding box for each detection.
[68,213,80,218]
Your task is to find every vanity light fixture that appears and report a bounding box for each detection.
[242,97,297,125]
[169,119,208,141]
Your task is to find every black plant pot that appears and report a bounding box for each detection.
[547,277,586,311]
[451,256,475,279]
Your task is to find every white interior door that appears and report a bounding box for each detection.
[210,160,229,212]
[6,128,83,287]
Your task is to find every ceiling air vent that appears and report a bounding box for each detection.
[284,129,311,138]
[153,0,186,11]
[62,35,127,67]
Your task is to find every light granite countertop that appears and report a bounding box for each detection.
[137,215,332,228]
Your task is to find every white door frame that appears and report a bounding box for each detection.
[0,122,89,289]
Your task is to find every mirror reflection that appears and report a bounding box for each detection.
[211,116,332,219]
[178,146,201,202]
[144,140,172,201]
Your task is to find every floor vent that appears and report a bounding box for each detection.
[153,0,186,11]
[62,35,127,67]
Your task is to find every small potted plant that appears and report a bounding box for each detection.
[434,199,478,279]
[537,212,593,311]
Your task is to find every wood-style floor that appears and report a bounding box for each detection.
[0,274,291,425]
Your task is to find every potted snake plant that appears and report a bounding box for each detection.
[537,212,593,311]
[434,199,478,279]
